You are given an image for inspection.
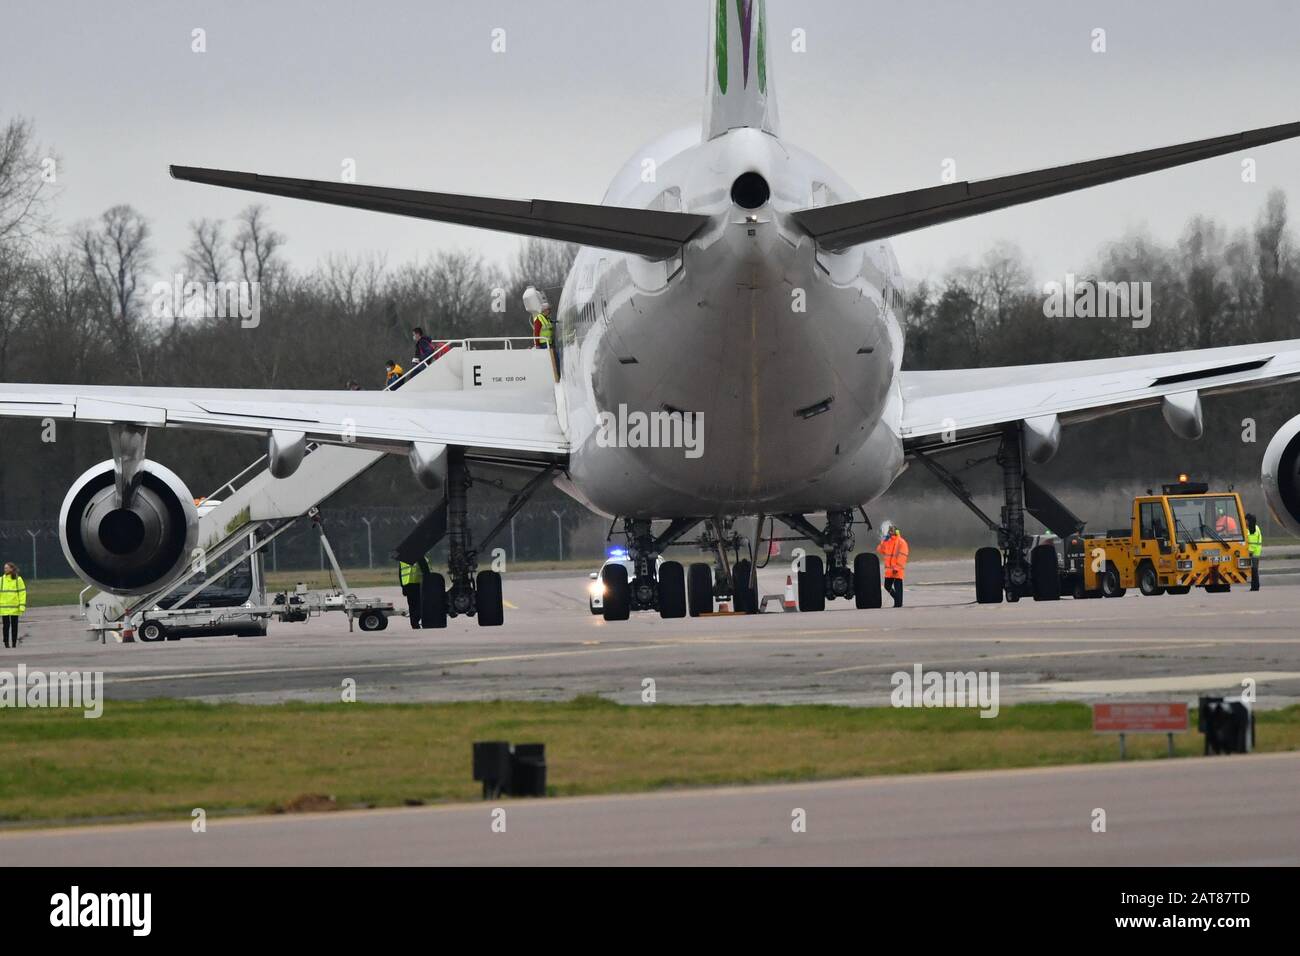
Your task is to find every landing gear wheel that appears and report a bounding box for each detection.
[732,559,758,614]
[476,571,504,627]
[658,561,686,619]
[1166,585,1191,595]
[1137,563,1165,597]
[1100,563,1127,598]
[358,610,384,632]
[687,562,713,617]
[422,573,448,629]
[602,564,631,621]
[139,620,167,643]
[1030,544,1061,601]
[974,547,1003,605]
[798,555,826,612]
[854,553,882,609]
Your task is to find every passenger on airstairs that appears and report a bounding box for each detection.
[412,326,450,364]
[384,359,404,389]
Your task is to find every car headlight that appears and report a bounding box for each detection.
[1238,557,1251,569]
[588,581,604,598]
[1176,560,1193,571]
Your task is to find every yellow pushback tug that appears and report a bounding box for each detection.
[1067,476,1251,598]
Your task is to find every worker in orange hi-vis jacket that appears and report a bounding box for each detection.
[877,525,909,608]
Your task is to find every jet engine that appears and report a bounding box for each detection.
[59,459,199,595]
[1262,413,1300,538]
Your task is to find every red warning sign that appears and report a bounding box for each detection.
[1092,702,1189,734]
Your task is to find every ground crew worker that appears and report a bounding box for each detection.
[877,525,909,608]
[523,286,553,349]
[1213,500,1239,535]
[1,562,26,648]
[1246,512,1263,591]
[384,359,404,389]
[398,557,423,629]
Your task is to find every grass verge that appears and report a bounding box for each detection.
[2,698,1298,826]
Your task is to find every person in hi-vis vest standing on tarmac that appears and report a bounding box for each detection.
[1246,513,1263,591]
[523,286,553,349]
[877,525,909,608]
[1,562,27,648]
[398,557,428,629]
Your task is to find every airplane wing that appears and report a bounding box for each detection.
[793,121,1300,250]
[170,166,709,260]
[0,383,568,462]
[899,338,1300,455]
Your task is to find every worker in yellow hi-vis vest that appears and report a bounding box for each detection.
[1,562,27,648]
[398,557,427,629]
[523,286,553,349]
[1246,512,1263,591]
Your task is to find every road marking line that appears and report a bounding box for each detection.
[814,642,1220,676]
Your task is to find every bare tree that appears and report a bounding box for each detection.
[78,204,153,381]
[0,117,56,249]
[183,217,229,284]
[232,204,284,288]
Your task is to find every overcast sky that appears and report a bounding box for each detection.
[4,0,1299,284]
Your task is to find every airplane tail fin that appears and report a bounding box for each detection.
[704,0,779,140]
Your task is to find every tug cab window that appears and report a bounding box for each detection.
[1139,501,1170,552]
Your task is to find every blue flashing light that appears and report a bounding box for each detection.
[607,547,628,559]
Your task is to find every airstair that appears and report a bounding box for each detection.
[83,338,554,636]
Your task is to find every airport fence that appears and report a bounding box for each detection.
[2,476,1289,582]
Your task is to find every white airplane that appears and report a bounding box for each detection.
[5,0,1300,626]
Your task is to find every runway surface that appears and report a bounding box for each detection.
[2,752,1295,865]
[9,560,1300,708]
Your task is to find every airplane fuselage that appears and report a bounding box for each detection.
[558,127,907,518]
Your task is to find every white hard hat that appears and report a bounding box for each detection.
[522,286,548,313]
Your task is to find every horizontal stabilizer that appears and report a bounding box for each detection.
[792,121,1300,251]
[170,165,709,260]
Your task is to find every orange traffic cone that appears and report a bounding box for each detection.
[783,576,798,611]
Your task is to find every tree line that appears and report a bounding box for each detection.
[1,112,1298,528]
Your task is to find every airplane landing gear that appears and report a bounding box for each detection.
[775,509,879,612]
[915,426,1077,605]
[398,447,552,628]
[605,517,697,621]
[444,446,498,625]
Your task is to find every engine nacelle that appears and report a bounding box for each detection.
[59,460,199,595]
[1262,413,1300,539]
